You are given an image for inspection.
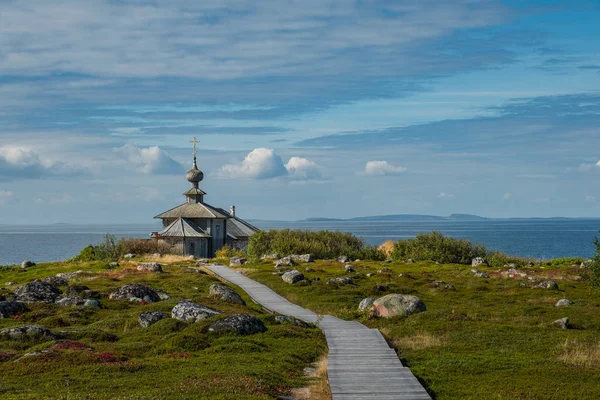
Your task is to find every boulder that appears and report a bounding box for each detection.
[344,264,355,272]
[207,314,267,335]
[378,267,391,274]
[195,259,210,266]
[21,260,36,269]
[229,257,247,267]
[369,294,426,318]
[0,301,28,318]
[326,277,353,286]
[209,284,246,305]
[154,289,170,301]
[137,262,163,273]
[358,298,375,312]
[472,257,488,267]
[365,273,374,277]
[313,276,321,281]
[471,269,489,279]
[84,299,101,308]
[275,257,294,268]
[1,325,54,339]
[65,285,90,297]
[282,270,304,284]
[109,283,161,303]
[14,280,62,303]
[337,255,349,263]
[290,254,314,263]
[405,259,415,263]
[43,276,69,286]
[580,260,594,269]
[534,280,559,290]
[274,315,309,328]
[555,299,574,307]
[261,254,281,261]
[296,279,311,287]
[171,300,221,323]
[444,284,456,291]
[501,268,527,278]
[552,317,569,329]
[56,271,88,280]
[56,296,86,307]
[138,311,170,328]
[124,253,136,259]
[374,285,388,293]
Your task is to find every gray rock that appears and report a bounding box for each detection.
[21,260,36,269]
[282,270,304,284]
[313,276,320,281]
[472,257,488,267]
[337,255,349,263]
[124,253,136,259]
[501,268,527,278]
[137,262,163,273]
[365,273,374,277]
[504,263,517,268]
[444,284,456,290]
[195,259,210,266]
[56,296,86,307]
[65,285,90,297]
[108,262,119,269]
[369,294,426,318]
[5,282,15,286]
[405,259,415,263]
[209,284,246,305]
[43,276,69,286]
[275,256,294,267]
[1,325,54,339]
[229,256,247,267]
[344,264,355,272]
[555,298,574,307]
[0,301,28,318]
[326,277,353,286]
[14,280,62,303]
[261,254,281,261]
[358,297,375,312]
[154,289,170,301]
[138,311,170,328]
[296,279,311,287]
[534,280,559,290]
[580,260,594,269]
[207,314,266,335]
[109,283,161,303]
[274,315,309,328]
[84,299,101,308]
[171,300,221,323]
[305,267,315,272]
[290,254,314,263]
[378,267,391,274]
[56,271,86,280]
[552,317,569,329]
[471,270,489,279]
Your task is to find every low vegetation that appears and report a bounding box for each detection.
[70,234,172,262]
[0,258,326,399]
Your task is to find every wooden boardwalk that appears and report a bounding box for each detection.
[205,264,431,400]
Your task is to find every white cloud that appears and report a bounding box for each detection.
[0,191,13,206]
[114,144,183,175]
[364,160,407,176]
[219,148,321,180]
[0,146,86,181]
[503,192,513,200]
[596,160,600,168]
[438,192,455,199]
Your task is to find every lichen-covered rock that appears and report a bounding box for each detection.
[290,254,314,263]
[209,284,246,305]
[137,262,163,273]
[56,296,86,307]
[171,300,221,323]
[0,301,28,318]
[369,294,426,318]
[282,270,304,284]
[43,276,68,286]
[56,271,85,280]
[21,260,36,269]
[229,257,247,267]
[471,269,489,279]
[84,299,101,308]
[195,259,210,266]
[65,285,90,297]
[472,257,488,267]
[555,299,574,307]
[501,268,527,278]
[275,257,294,268]
[274,315,309,328]
[534,280,559,290]
[552,317,569,329]
[358,298,375,312]
[337,255,349,263]
[14,280,62,303]
[138,311,169,328]
[154,289,170,301]
[326,277,353,286]
[1,325,54,339]
[109,283,161,303]
[207,314,266,335]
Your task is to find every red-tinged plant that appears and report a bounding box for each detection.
[96,352,118,362]
[166,352,191,359]
[141,300,149,305]
[51,341,90,351]
[10,314,24,321]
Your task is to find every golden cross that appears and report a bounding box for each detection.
[189,137,199,159]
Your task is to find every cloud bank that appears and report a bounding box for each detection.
[0,146,85,181]
[364,160,407,176]
[219,148,321,180]
[114,144,183,175]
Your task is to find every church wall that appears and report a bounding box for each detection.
[209,219,226,257]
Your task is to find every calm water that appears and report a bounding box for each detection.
[0,219,598,265]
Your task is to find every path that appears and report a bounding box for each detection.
[205,264,432,400]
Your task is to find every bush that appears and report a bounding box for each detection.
[247,229,385,261]
[591,234,600,288]
[215,245,246,259]
[115,238,172,257]
[71,235,172,262]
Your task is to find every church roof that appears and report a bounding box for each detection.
[155,202,230,219]
[227,216,259,239]
[159,217,211,238]
[183,188,206,196]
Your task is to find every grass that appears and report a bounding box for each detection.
[243,258,600,400]
[0,257,327,399]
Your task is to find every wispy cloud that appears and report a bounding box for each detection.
[0,146,87,181]
[113,144,183,175]
[364,161,407,176]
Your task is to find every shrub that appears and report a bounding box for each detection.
[247,229,385,260]
[391,231,487,264]
[115,238,172,257]
[215,245,246,259]
[591,234,600,288]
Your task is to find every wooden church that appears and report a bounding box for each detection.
[154,138,258,258]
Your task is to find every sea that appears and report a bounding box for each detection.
[0,219,598,265]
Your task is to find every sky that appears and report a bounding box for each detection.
[0,0,599,223]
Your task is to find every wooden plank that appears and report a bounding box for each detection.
[205,264,431,400]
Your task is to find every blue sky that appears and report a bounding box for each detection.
[0,0,599,223]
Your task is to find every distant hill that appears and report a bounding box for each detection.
[303,214,489,222]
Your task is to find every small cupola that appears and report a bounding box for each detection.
[184,137,206,203]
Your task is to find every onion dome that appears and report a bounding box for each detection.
[186,163,204,183]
